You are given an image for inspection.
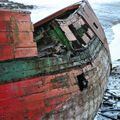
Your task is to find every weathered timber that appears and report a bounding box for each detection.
[0,10,37,61]
[0,37,102,83]
[0,0,111,120]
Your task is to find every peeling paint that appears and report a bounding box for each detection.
[0,1,111,120]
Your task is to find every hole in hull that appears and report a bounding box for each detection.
[77,73,88,91]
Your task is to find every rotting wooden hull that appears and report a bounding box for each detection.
[0,1,111,120]
[0,40,111,120]
[41,46,111,120]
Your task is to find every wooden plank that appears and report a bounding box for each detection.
[0,21,11,31]
[0,75,75,119]
[15,47,37,58]
[34,4,79,28]
[16,21,34,32]
[0,31,13,45]
[0,10,30,21]
[0,45,14,61]
[13,32,36,48]
[0,31,36,47]
[0,72,78,119]
[0,37,102,82]
[0,21,33,32]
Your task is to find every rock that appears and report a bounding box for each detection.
[95,60,120,119]
[0,0,34,10]
[117,114,120,120]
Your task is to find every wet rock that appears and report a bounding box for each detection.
[0,0,34,10]
[98,113,118,120]
[95,60,120,119]
[116,102,120,108]
[103,102,113,107]
[117,113,120,120]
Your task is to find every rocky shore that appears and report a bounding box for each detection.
[0,0,34,10]
[95,60,120,120]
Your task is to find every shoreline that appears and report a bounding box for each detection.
[109,23,120,62]
[95,59,120,120]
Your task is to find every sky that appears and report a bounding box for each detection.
[12,0,120,5]
[12,0,84,5]
[11,0,120,23]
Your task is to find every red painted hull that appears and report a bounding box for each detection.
[0,69,80,120]
[0,1,111,120]
[0,9,37,61]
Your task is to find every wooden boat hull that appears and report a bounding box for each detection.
[0,38,111,120]
[0,1,111,120]
[42,46,111,120]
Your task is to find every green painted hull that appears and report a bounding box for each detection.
[0,37,102,83]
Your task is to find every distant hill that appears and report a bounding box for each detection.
[0,0,8,2]
[0,0,34,10]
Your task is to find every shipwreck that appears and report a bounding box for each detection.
[0,0,111,120]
